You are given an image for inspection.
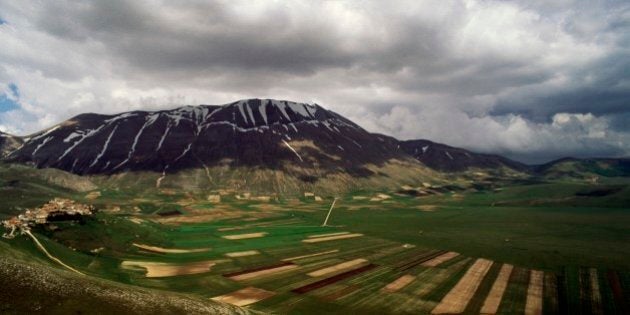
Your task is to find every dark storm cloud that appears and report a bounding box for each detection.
[31,0,625,100]
[609,113,630,132]
[492,50,630,122]
[35,1,357,75]
[489,2,630,122]
[0,0,629,162]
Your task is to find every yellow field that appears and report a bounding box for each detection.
[432,258,494,314]
[211,287,276,306]
[121,260,222,278]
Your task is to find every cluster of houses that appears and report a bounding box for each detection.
[2,198,94,239]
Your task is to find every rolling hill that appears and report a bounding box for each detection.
[534,157,630,179]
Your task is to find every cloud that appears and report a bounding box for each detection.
[0,0,628,163]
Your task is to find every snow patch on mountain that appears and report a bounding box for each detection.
[90,125,118,168]
[32,136,54,156]
[174,143,192,162]
[259,101,268,125]
[274,101,291,121]
[114,114,159,170]
[306,104,318,117]
[64,132,83,143]
[57,124,108,162]
[30,126,60,142]
[236,101,248,124]
[245,102,256,125]
[288,102,310,118]
[156,123,171,152]
[105,112,137,124]
[282,140,303,162]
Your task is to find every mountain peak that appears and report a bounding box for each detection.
[6,98,394,176]
[207,98,331,128]
[224,98,319,109]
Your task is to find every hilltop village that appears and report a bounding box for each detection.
[2,198,94,239]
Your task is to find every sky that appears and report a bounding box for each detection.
[0,0,628,164]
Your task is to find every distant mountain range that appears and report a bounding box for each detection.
[533,157,630,179]
[1,99,628,192]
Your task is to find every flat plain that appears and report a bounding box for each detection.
[1,171,629,314]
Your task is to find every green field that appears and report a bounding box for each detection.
[1,167,629,314]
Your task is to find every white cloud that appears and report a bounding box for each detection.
[0,0,628,162]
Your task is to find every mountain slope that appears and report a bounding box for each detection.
[8,99,407,174]
[6,99,437,193]
[399,139,528,173]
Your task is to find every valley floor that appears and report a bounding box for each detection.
[1,180,630,314]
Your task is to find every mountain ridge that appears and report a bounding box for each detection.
[399,139,530,173]
[533,156,630,178]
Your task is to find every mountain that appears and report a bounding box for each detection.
[5,99,436,193]
[11,98,625,194]
[8,99,405,175]
[399,139,528,173]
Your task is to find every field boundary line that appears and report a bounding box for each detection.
[282,249,340,261]
[302,233,363,243]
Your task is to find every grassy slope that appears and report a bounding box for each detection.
[0,242,255,315]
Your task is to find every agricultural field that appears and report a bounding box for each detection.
[1,176,630,314]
